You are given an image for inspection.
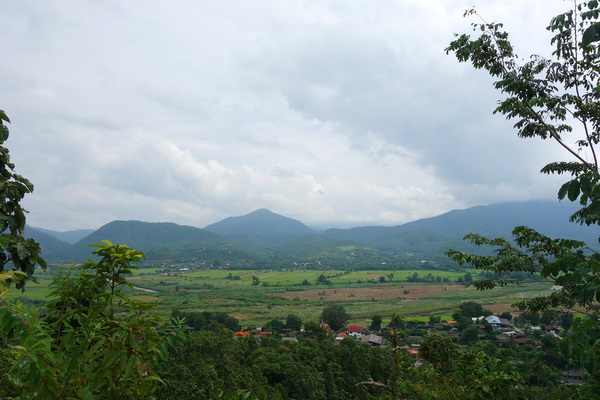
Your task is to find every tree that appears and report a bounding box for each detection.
[0,241,184,399]
[500,311,513,320]
[445,1,600,386]
[263,319,284,334]
[460,325,481,345]
[0,110,45,292]
[316,274,330,285]
[560,312,575,331]
[458,301,483,318]
[369,315,382,331]
[419,333,460,374]
[446,2,600,313]
[285,314,302,331]
[388,315,406,330]
[321,305,349,331]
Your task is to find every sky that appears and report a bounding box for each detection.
[1,0,579,231]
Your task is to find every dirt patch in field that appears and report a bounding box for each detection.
[269,285,469,301]
[482,303,522,315]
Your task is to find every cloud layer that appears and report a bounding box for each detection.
[1,0,574,230]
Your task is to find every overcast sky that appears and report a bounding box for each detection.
[1,0,578,231]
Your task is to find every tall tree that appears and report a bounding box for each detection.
[0,110,45,291]
[445,1,600,388]
[321,305,349,331]
[369,315,383,331]
[446,2,600,314]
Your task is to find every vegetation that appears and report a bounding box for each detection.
[0,241,184,399]
[0,110,45,291]
[446,0,600,392]
[321,305,350,331]
[3,2,600,397]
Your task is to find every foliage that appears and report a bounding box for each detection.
[446,1,600,309]
[0,241,184,399]
[320,305,350,331]
[445,1,600,386]
[0,110,46,292]
[419,333,460,374]
[158,329,391,400]
[284,314,302,331]
[457,301,484,318]
[369,315,382,331]
[171,309,241,331]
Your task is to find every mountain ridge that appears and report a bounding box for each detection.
[28,200,598,268]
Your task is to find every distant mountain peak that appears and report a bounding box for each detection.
[205,209,316,237]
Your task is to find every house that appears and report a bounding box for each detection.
[544,326,560,335]
[334,332,349,343]
[499,318,514,329]
[360,334,383,346]
[407,349,419,359]
[347,326,366,338]
[562,370,585,385]
[234,332,251,338]
[473,315,502,329]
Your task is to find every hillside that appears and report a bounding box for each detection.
[323,201,598,254]
[24,226,71,255]
[45,220,264,265]
[204,208,316,237]
[29,200,598,268]
[27,226,95,244]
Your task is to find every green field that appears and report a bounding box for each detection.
[8,268,551,327]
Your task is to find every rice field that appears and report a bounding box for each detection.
[7,268,551,327]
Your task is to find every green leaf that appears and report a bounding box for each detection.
[0,125,8,141]
[579,176,592,195]
[558,181,571,200]
[582,22,600,46]
[568,180,581,201]
[0,110,9,124]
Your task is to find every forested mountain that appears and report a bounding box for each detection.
[23,226,71,255]
[30,201,596,268]
[205,208,316,237]
[37,220,263,265]
[323,201,598,253]
[27,226,95,244]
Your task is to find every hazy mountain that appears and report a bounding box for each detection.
[53,220,263,264]
[323,201,599,253]
[24,226,71,255]
[27,201,599,268]
[28,226,95,244]
[205,208,316,237]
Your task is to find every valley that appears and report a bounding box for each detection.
[12,267,551,327]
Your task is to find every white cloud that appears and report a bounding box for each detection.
[4,0,579,231]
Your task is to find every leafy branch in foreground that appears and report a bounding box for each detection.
[447,3,600,226]
[446,0,600,314]
[447,226,600,315]
[0,241,185,399]
[0,110,45,291]
[446,1,600,390]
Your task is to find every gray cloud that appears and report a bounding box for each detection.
[3,0,575,231]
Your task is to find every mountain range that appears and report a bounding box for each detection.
[25,200,598,269]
